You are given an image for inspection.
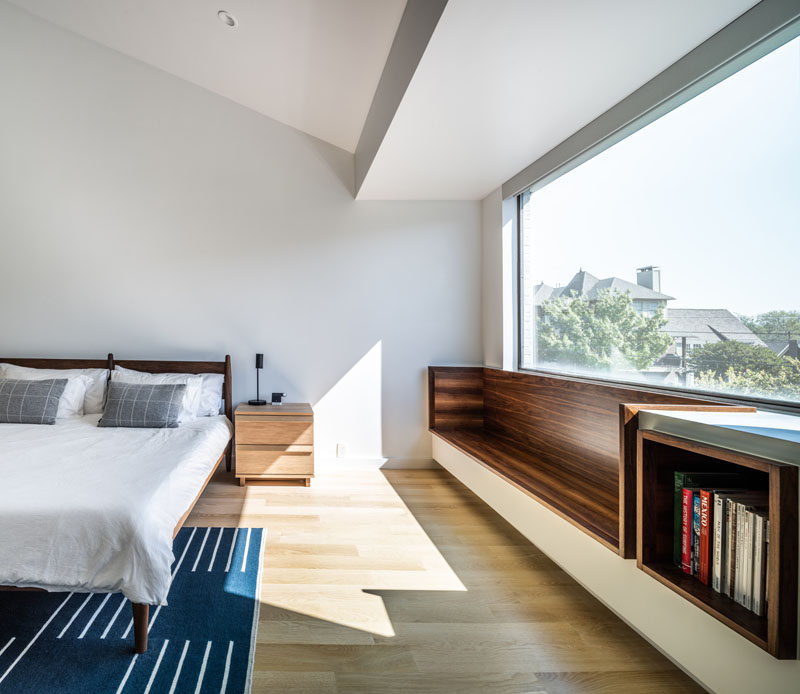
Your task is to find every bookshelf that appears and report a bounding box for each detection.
[636,428,798,659]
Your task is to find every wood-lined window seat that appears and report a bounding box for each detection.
[428,366,729,556]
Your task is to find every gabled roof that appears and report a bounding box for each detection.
[664,309,766,346]
[586,277,674,301]
[534,270,673,304]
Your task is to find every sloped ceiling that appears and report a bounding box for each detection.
[7,0,406,153]
[9,0,761,199]
[356,0,760,199]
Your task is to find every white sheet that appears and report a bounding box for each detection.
[0,414,231,605]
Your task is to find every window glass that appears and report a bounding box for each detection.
[519,37,800,403]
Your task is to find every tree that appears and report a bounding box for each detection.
[740,311,800,341]
[689,341,800,400]
[688,341,793,379]
[537,290,671,371]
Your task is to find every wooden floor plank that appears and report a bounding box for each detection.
[187,463,703,693]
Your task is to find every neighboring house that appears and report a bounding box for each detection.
[765,340,800,358]
[534,266,674,316]
[663,309,766,353]
[534,266,771,384]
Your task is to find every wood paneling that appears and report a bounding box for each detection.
[428,367,484,429]
[432,428,619,550]
[429,366,725,555]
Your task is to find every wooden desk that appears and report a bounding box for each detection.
[234,403,314,486]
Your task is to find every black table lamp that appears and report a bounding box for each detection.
[248,353,267,406]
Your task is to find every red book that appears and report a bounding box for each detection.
[681,488,693,574]
[698,490,712,585]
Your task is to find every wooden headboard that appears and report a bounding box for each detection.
[0,353,233,424]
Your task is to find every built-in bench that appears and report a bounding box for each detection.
[429,366,725,555]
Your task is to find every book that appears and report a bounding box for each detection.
[711,489,752,594]
[698,490,712,585]
[673,472,746,566]
[734,500,744,605]
[726,497,737,599]
[743,508,754,610]
[713,492,731,593]
[729,493,768,609]
[752,512,768,617]
[681,488,693,574]
[692,494,701,576]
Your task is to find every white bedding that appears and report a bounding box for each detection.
[0,414,231,605]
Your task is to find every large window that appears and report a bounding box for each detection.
[519,35,800,404]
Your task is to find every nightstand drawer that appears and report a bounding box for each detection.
[236,415,313,445]
[235,444,314,476]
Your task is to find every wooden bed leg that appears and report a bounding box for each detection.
[132,603,149,654]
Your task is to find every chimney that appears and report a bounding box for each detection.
[637,266,661,293]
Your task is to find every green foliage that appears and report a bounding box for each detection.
[740,310,800,340]
[690,341,800,400]
[687,341,793,379]
[536,290,671,371]
[695,365,800,400]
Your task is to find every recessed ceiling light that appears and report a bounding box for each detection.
[217,10,237,28]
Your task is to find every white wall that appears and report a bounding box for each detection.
[434,437,800,694]
[480,189,515,370]
[0,3,482,463]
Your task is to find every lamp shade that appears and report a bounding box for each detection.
[255,353,264,369]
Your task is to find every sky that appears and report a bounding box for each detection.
[523,35,800,317]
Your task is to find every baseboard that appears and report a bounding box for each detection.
[316,457,441,471]
[380,457,441,469]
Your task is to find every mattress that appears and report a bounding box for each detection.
[0,414,231,605]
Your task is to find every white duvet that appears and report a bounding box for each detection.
[0,414,231,605]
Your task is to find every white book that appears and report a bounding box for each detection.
[743,510,754,611]
[734,502,745,606]
[712,493,726,593]
[753,514,767,617]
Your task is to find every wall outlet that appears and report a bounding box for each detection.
[336,443,347,458]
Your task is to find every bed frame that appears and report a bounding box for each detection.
[0,353,234,653]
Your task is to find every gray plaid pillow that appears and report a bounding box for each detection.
[0,378,68,424]
[99,381,186,428]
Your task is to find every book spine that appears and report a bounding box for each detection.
[692,495,701,576]
[674,472,686,566]
[727,499,737,599]
[699,490,711,585]
[681,488,693,574]
[712,493,725,593]
[744,511,754,612]
[734,502,745,606]
[753,514,766,617]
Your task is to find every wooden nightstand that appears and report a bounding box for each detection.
[234,403,314,486]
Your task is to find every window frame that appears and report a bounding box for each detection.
[512,5,800,414]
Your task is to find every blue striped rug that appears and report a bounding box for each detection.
[0,527,263,694]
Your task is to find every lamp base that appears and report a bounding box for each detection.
[247,399,267,406]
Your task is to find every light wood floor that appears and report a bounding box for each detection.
[187,463,704,694]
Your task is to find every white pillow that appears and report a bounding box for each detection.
[197,373,224,416]
[112,367,202,422]
[0,364,107,414]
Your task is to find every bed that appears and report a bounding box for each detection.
[0,354,233,654]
